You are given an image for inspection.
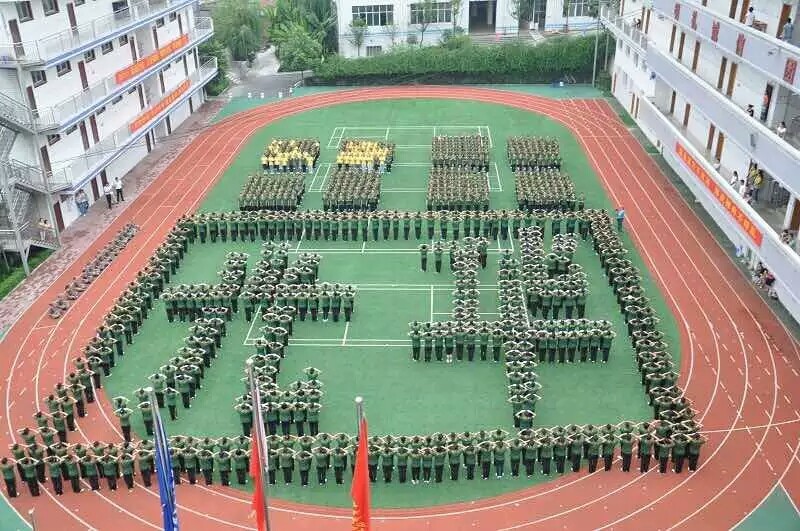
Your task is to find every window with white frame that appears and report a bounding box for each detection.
[352,5,393,26]
[101,41,114,54]
[565,0,590,18]
[43,0,59,16]
[31,70,46,87]
[16,1,34,22]
[55,61,71,76]
[410,2,451,24]
[119,35,129,46]
[366,45,382,56]
[84,49,96,62]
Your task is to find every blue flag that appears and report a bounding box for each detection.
[153,403,180,531]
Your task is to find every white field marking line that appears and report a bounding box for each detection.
[307,161,323,191]
[384,126,389,140]
[11,92,369,524]
[486,125,494,148]
[581,99,774,529]
[326,126,341,149]
[243,305,263,346]
[382,189,427,192]
[294,236,303,253]
[492,162,503,192]
[433,311,501,315]
[782,483,800,517]
[699,417,800,433]
[0,490,32,529]
[342,322,350,345]
[80,479,162,529]
[430,284,434,322]
[433,126,437,137]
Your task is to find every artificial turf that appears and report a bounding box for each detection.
[104,98,681,508]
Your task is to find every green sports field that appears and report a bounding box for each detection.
[104,98,681,508]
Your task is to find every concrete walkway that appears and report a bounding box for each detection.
[0,100,224,334]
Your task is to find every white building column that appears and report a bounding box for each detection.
[785,195,797,230]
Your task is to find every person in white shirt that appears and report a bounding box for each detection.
[776,121,787,139]
[113,177,124,202]
[738,180,748,198]
[782,17,793,41]
[103,182,114,209]
[729,170,739,187]
[744,7,755,27]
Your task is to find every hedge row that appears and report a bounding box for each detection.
[311,36,597,85]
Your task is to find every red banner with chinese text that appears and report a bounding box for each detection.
[129,79,190,133]
[675,143,763,247]
[115,34,190,85]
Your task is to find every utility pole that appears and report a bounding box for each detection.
[592,6,601,87]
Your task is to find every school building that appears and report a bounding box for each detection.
[336,0,598,57]
[604,0,800,321]
[0,0,217,272]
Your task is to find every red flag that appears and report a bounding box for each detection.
[250,427,267,531]
[351,417,371,531]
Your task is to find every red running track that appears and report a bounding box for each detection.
[1,87,799,530]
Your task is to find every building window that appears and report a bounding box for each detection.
[101,41,114,54]
[163,63,171,72]
[366,45,382,56]
[56,61,71,76]
[31,70,46,87]
[46,134,60,145]
[168,12,177,22]
[84,49,96,62]
[96,106,106,115]
[119,35,129,46]
[155,17,165,28]
[65,124,78,135]
[127,86,138,95]
[352,5,393,26]
[111,95,123,105]
[75,0,85,5]
[564,0,590,17]
[410,2,451,24]
[15,1,34,22]
[43,0,59,16]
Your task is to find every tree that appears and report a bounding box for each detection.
[508,0,534,34]
[450,0,464,33]
[266,0,338,55]
[279,29,324,71]
[414,0,437,45]
[348,18,368,56]
[384,23,399,46]
[212,0,266,62]
[199,39,230,96]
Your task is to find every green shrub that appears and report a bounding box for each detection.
[312,36,597,85]
[0,249,52,300]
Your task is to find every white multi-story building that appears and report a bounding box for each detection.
[603,0,800,320]
[336,0,597,57]
[0,0,217,271]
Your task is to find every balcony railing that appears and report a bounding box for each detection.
[648,46,800,197]
[41,18,212,130]
[59,57,217,189]
[651,0,800,92]
[0,0,196,66]
[601,6,648,52]
[637,95,800,320]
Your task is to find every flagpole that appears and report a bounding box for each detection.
[355,396,364,424]
[145,386,180,531]
[247,359,272,531]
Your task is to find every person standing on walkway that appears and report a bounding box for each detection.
[103,182,114,209]
[114,177,125,203]
[75,190,89,216]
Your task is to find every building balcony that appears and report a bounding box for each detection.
[36,18,213,133]
[651,0,800,93]
[601,6,648,55]
[58,57,217,191]
[635,94,800,320]
[648,46,800,199]
[0,0,197,68]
